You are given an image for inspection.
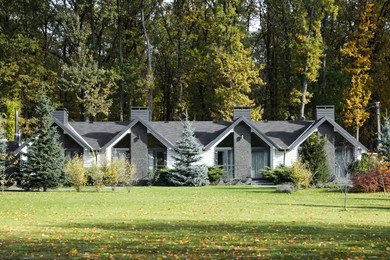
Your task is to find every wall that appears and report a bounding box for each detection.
[318,121,336,177]
[131,123,148,179]
[234,122,252,179]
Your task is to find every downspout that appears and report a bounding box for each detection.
[283,149,287,165]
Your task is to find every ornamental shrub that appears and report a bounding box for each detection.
[207,166,225,183]
[276,183,296,193]
[290,160,312,189]
[261,165,292,184]
[119,160,136,192]
[349,154,379,174]
[103,160,122,191]
[352,171,381,193]
[64,155,86,192]
[88,163,104,192]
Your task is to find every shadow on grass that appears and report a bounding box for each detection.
[267,202,390,211]
[1,220,389,259]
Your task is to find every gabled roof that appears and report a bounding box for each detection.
[69,121,128,150]
[53,118,93,150]
[251,120,314,150]
[289,117,368,152]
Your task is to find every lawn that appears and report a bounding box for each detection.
[0,186,389,259]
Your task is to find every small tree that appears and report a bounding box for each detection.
[22,94,65,191]
[168,114,209,186]
[119,160,136,192]
[103,160,121,191]
[334,175,353,211]
[300,133,330,185]
[88,163,104,192]
[290,160,312,189]
[379,117,390,162]
[64,155,86,192]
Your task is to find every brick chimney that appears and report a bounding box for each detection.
[52,108,69,125]
[315,106,335,121]
[131,107,149,121]
[233,106,251,121]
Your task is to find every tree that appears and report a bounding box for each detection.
[64,155,86,192]
[342,3,375,141]
[22,94,65,191]
[168,114,209,186]
[119,159,136,193]
[300,133,331,184]
[379,117,390,162]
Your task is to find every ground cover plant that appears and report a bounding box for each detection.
[0,186,389,259]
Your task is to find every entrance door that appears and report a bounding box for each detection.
[216,148,234,179]
[251,148,270,179]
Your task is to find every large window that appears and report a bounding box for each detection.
[148,148,167,172]
[335,146,353,178]
[112,148,129,161]
[251,148,270,179]
[216,148,234,179]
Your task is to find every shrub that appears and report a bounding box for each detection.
[88,163,104,192]
[119,160,136,192]
[349,154,379,174]
[64,155,86,192]
[300,133,330,185]
[103,160,122,191]
[290,160,312,189]
[148,167,170,186]
[352,163,390,193]
[207,166,225,183]
[261,165,292,184]
[276,183,296,193]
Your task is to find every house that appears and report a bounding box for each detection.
[52,106,367,181]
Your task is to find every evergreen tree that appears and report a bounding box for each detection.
[168,114,209,186]
[22,94,65,191]
[379,117,390,162]
[300,133,330,184]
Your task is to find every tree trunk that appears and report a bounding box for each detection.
[141,1,153,120]
[117,0,124,121]
[299,0,318,120]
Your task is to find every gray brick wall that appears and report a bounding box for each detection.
[131,122,148,179]
[234,122,252,179]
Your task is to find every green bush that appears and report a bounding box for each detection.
[261,165,292,184]
[290,160,312,189]
[207,166,225,183]
[300,133,330,185]
[64,155,86,192]
[349,154,379,175]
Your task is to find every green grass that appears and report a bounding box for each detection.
[0,186,389,259]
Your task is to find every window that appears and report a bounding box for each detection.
[65,149,80,159]
[112,148,129,161]
[215,148,234,179]
[251,148,270,179]
[148,148,167,172]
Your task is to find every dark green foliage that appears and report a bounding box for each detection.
[379,117,390,162]
[349,154,379,174]
[21,94,65,191]
[300,133,330,184]
[168,116,209,186]
[207,166,225,183]
[261,165,292,184]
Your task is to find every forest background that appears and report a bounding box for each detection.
[0,0,388,150]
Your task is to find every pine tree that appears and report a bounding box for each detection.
[300,133,330,184]
[379,117,390,162]
[22,94,65,191]
[168,114,209,186]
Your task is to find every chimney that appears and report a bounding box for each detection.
[131,107,149,121]
[233,106,251,121]
[315,105,335,121]
[52,108,69,125]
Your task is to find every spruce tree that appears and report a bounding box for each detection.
[379,117,390,162]
[168,114,209,186]
[22,94,65,191]
[300,133,330,184]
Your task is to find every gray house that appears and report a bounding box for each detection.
[52,106,367,181]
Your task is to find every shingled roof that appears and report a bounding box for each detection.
[69,121,129,150]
